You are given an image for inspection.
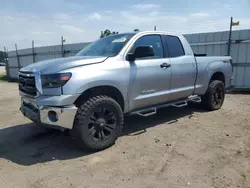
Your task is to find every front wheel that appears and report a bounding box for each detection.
[201,80,225,111]
[71,96,124,151]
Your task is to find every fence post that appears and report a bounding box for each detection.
[15,43,20,70]
[32,40,35,63]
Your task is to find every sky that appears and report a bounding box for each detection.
[1,0,250,51]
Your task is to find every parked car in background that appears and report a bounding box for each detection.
[0,62,5,66]
[18,31,233,151]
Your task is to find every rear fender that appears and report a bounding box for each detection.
[195,60,230,95]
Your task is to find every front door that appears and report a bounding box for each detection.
[126,34,172,111]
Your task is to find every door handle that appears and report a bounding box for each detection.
[160,63,171,68]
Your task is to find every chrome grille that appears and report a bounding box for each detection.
[18,72,37,97]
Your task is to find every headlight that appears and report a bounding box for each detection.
[41,73,72,88]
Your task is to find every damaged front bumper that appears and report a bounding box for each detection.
[20,97,78,129]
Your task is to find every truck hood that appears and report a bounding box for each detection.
[20,56,108,74]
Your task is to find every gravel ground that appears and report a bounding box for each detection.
[0,67,249,188]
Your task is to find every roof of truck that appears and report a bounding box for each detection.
[137,31,182,36]
[120,31,183,37]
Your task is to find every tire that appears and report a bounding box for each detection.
[201,80,225,111]
[71,95,124,151]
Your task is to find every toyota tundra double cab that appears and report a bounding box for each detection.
[19,31,233,151]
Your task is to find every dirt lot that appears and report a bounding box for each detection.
[0,67,250,188]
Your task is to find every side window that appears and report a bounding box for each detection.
[163,35,185,58]
[131,35,163,59]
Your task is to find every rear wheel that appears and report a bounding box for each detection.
[71,95,124,151]
[201,80,225,110]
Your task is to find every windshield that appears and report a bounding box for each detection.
[76,33,135,57]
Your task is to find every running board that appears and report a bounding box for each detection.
[131,95,201,117]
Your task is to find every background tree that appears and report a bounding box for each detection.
[100,29,119,38]
[0,51,7,62]
[134,29,140,32]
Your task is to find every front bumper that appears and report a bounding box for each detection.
[20,97,78,129]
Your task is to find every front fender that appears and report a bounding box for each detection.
[61,60,130,110]
[75,80,126,96]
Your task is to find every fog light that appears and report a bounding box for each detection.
[48,111,58,122]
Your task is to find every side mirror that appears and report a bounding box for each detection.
[126,53,135,61]
[126,46,154,61]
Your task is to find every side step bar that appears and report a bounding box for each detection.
[131,95,201,117]
[172,101,187,108]
[137,108,157,117]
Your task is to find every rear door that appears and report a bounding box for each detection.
[162,35,197,101]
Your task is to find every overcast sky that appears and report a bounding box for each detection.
[1,0,250,51]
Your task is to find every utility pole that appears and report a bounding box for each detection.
[154,26,156,31]
[15,43,20,70]
[61,36,65,57]
[227,17,233,56]
[3,47,7,64]
[32,40,35,63]
[227,17,240,56]
[4,46,9,80]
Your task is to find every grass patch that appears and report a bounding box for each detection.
[0,74,8,82]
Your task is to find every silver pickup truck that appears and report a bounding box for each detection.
[19,31,233,151]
